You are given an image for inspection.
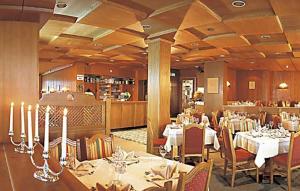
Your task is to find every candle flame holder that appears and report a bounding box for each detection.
[29,148,66,182]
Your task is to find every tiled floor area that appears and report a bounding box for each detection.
[115,137,300,191]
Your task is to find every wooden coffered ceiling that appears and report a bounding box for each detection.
[14,0,300,72]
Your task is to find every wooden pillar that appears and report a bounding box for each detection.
[204,61,226,114]
[147,39,171,153]
[0,21,39,143]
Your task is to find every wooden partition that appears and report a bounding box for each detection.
[38,92,107,140]
[110,101,147,129]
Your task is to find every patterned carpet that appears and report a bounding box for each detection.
[112,128,147,145]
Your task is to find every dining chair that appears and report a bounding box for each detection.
[206,111,224,159]
[176,159,213,191]
[259,111,267,126]
[49,137,81,161]
[85,134,114,160]
[270,131,300,191]
[181,123,205,164]
[143,181,172,191]
[147,119,168,155]
[222,127,259,187]
[272,115,282,128]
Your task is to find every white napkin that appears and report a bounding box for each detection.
[151,164,177,180]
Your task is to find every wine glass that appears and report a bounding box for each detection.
[113,161,126,186]
[159,145,167,168]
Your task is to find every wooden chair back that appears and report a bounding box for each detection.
[85,134,114,160]
[177,159,213,191]
[49,137,80,161]
[182,124,205,162]
[272,115,282,128]
[222,127,236,163]
[288,131,300,169]
[259,111,267,126]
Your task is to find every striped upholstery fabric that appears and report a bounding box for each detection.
[87,136,113,160]
[50,144,78,161]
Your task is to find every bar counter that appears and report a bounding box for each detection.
[0,144,89,191]
[110,101,147,129]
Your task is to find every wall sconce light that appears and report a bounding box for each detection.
[278,82,288,89]
[226,81,231,87]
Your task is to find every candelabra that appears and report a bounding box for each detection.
[9,131,28,153]
[9,131,40,154]
[29,148,66,182]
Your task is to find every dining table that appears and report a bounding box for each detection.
[233,131,290,168]
[70,151,193,191]
[163,123,220,153]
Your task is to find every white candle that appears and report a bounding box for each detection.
[27,105,33,149]
[34,104,39,139]
[21,102,25,136]
[61,108,68,160]
[43,106,50,153]
[9,102,14,134]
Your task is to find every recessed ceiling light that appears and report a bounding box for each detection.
[220,54,225,57]
[176,59,180,62]
[109,59,115,62]
[260,35,271,39]
[250,61,255,64]
[207,28,215,32]
[142,24,151,30]
[232,0,246,8]
[286,65,289,68]
[56,1,67,8]
[275,52,283,55]
[195,66,199,68]
[142,52,147,55]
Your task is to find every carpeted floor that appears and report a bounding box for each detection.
[112,127,147,145]
[113,128,300,191]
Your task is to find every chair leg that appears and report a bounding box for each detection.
[288,170,292,191]
[220,146,224,159]
[256,167,259,183]
[231,166,236,187]
[206,147,210,161]
[270,159,274,184]
[224,159,228,176]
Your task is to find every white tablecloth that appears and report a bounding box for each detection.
[233,132,290,167]
[163,124,220,152]
[219,117,243,134]
[71,152,193,191]
[282,120,299,131]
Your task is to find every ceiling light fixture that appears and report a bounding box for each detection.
[232,0,246,8]
[250,61,255,64]
[176,59,180,62]
[142,24,151,30]
[109,59,115,62]
[260,35,271,39]
[220,55,225,57]
[56,0,67,8]
[286,65,289,69]
[142,52,147,55]
[207,27,215,32]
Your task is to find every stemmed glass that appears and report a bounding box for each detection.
[113,161,127,186]
[159,145,167,168]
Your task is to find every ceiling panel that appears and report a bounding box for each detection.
[203,33,250,48]
[276,58,295,71]
[270,0,300,16]
[78,2,138,30]
[184,48,229,59]
[224,14,283,35]
[174,30,201,45]
[50,34,93,48]
[244,33,287,44]
[285,30,300,44]
[253,42,292,54]
[63,23,113,39]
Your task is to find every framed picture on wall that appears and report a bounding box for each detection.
[249,81,256,90]
[207,77,219,94]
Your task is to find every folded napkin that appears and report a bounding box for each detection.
[151,164,177,180]
[97,182,132,191]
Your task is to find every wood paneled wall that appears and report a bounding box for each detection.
[0,21,39,143]
[42,65,77,92]
[232,70,300,102]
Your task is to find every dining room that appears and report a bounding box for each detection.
[1,0,300,191]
